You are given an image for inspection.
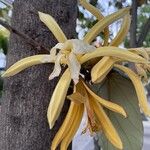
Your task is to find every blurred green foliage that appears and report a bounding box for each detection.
[78,0,150,47]
[0,4,10,100]
[0,33,8,55]
[0,6,10,23]
[138,4,150,46]
[78,1,150,149]
[125,2,150,48]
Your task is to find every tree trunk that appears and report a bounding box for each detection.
[129,0,138,48]
[0,0,77,150]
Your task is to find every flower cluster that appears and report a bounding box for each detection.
[2,0,150,150]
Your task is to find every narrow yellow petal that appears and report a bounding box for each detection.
[109,13,131,46]
[80,0,109,45]
[84,7,130,43]
[129,48,149,60]
[91,99,123,149]
[145,48,150,55]
[103,29,109,46]
[114,64,150,116]
[2,55,54,77]
[47,69,71,128]
[51,102,78,150]
[80,47,147,64]
[135,64,148,81]
[60,104,84,150]
[82,81,127,117]
[38,12,67,43]
[91,56,115,83]
[80,0,104,20]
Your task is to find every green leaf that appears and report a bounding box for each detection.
[92,71,144,150]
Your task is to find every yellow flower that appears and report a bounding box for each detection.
[2,1,150,150]
[53,80,126,150]
[129,48,150,82]
[51,101,84,150]
[48,39,96,84]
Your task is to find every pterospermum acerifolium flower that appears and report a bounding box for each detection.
[2,0,150,150]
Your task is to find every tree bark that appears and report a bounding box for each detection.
[0,0,77,150]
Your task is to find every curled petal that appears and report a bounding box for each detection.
[114,64,150,116]
[135,64,148,82]
[52,43,64,50]
[129,48,149,60]
[50,43,64,56]
[49,53,62,80]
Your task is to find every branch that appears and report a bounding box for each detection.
[137,17,150,47]
[0,0,13,8]
[129,0,138,48]
[0,19,50,52]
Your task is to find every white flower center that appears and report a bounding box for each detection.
[48,39,96,84]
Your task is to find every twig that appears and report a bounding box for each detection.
[129,0,138,48]
[0,19,50,52]
[0,0,13,8]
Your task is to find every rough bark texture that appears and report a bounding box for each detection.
[0,0,77,150]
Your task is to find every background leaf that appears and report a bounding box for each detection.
[0,34,8,55]
[92,71,144,150]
